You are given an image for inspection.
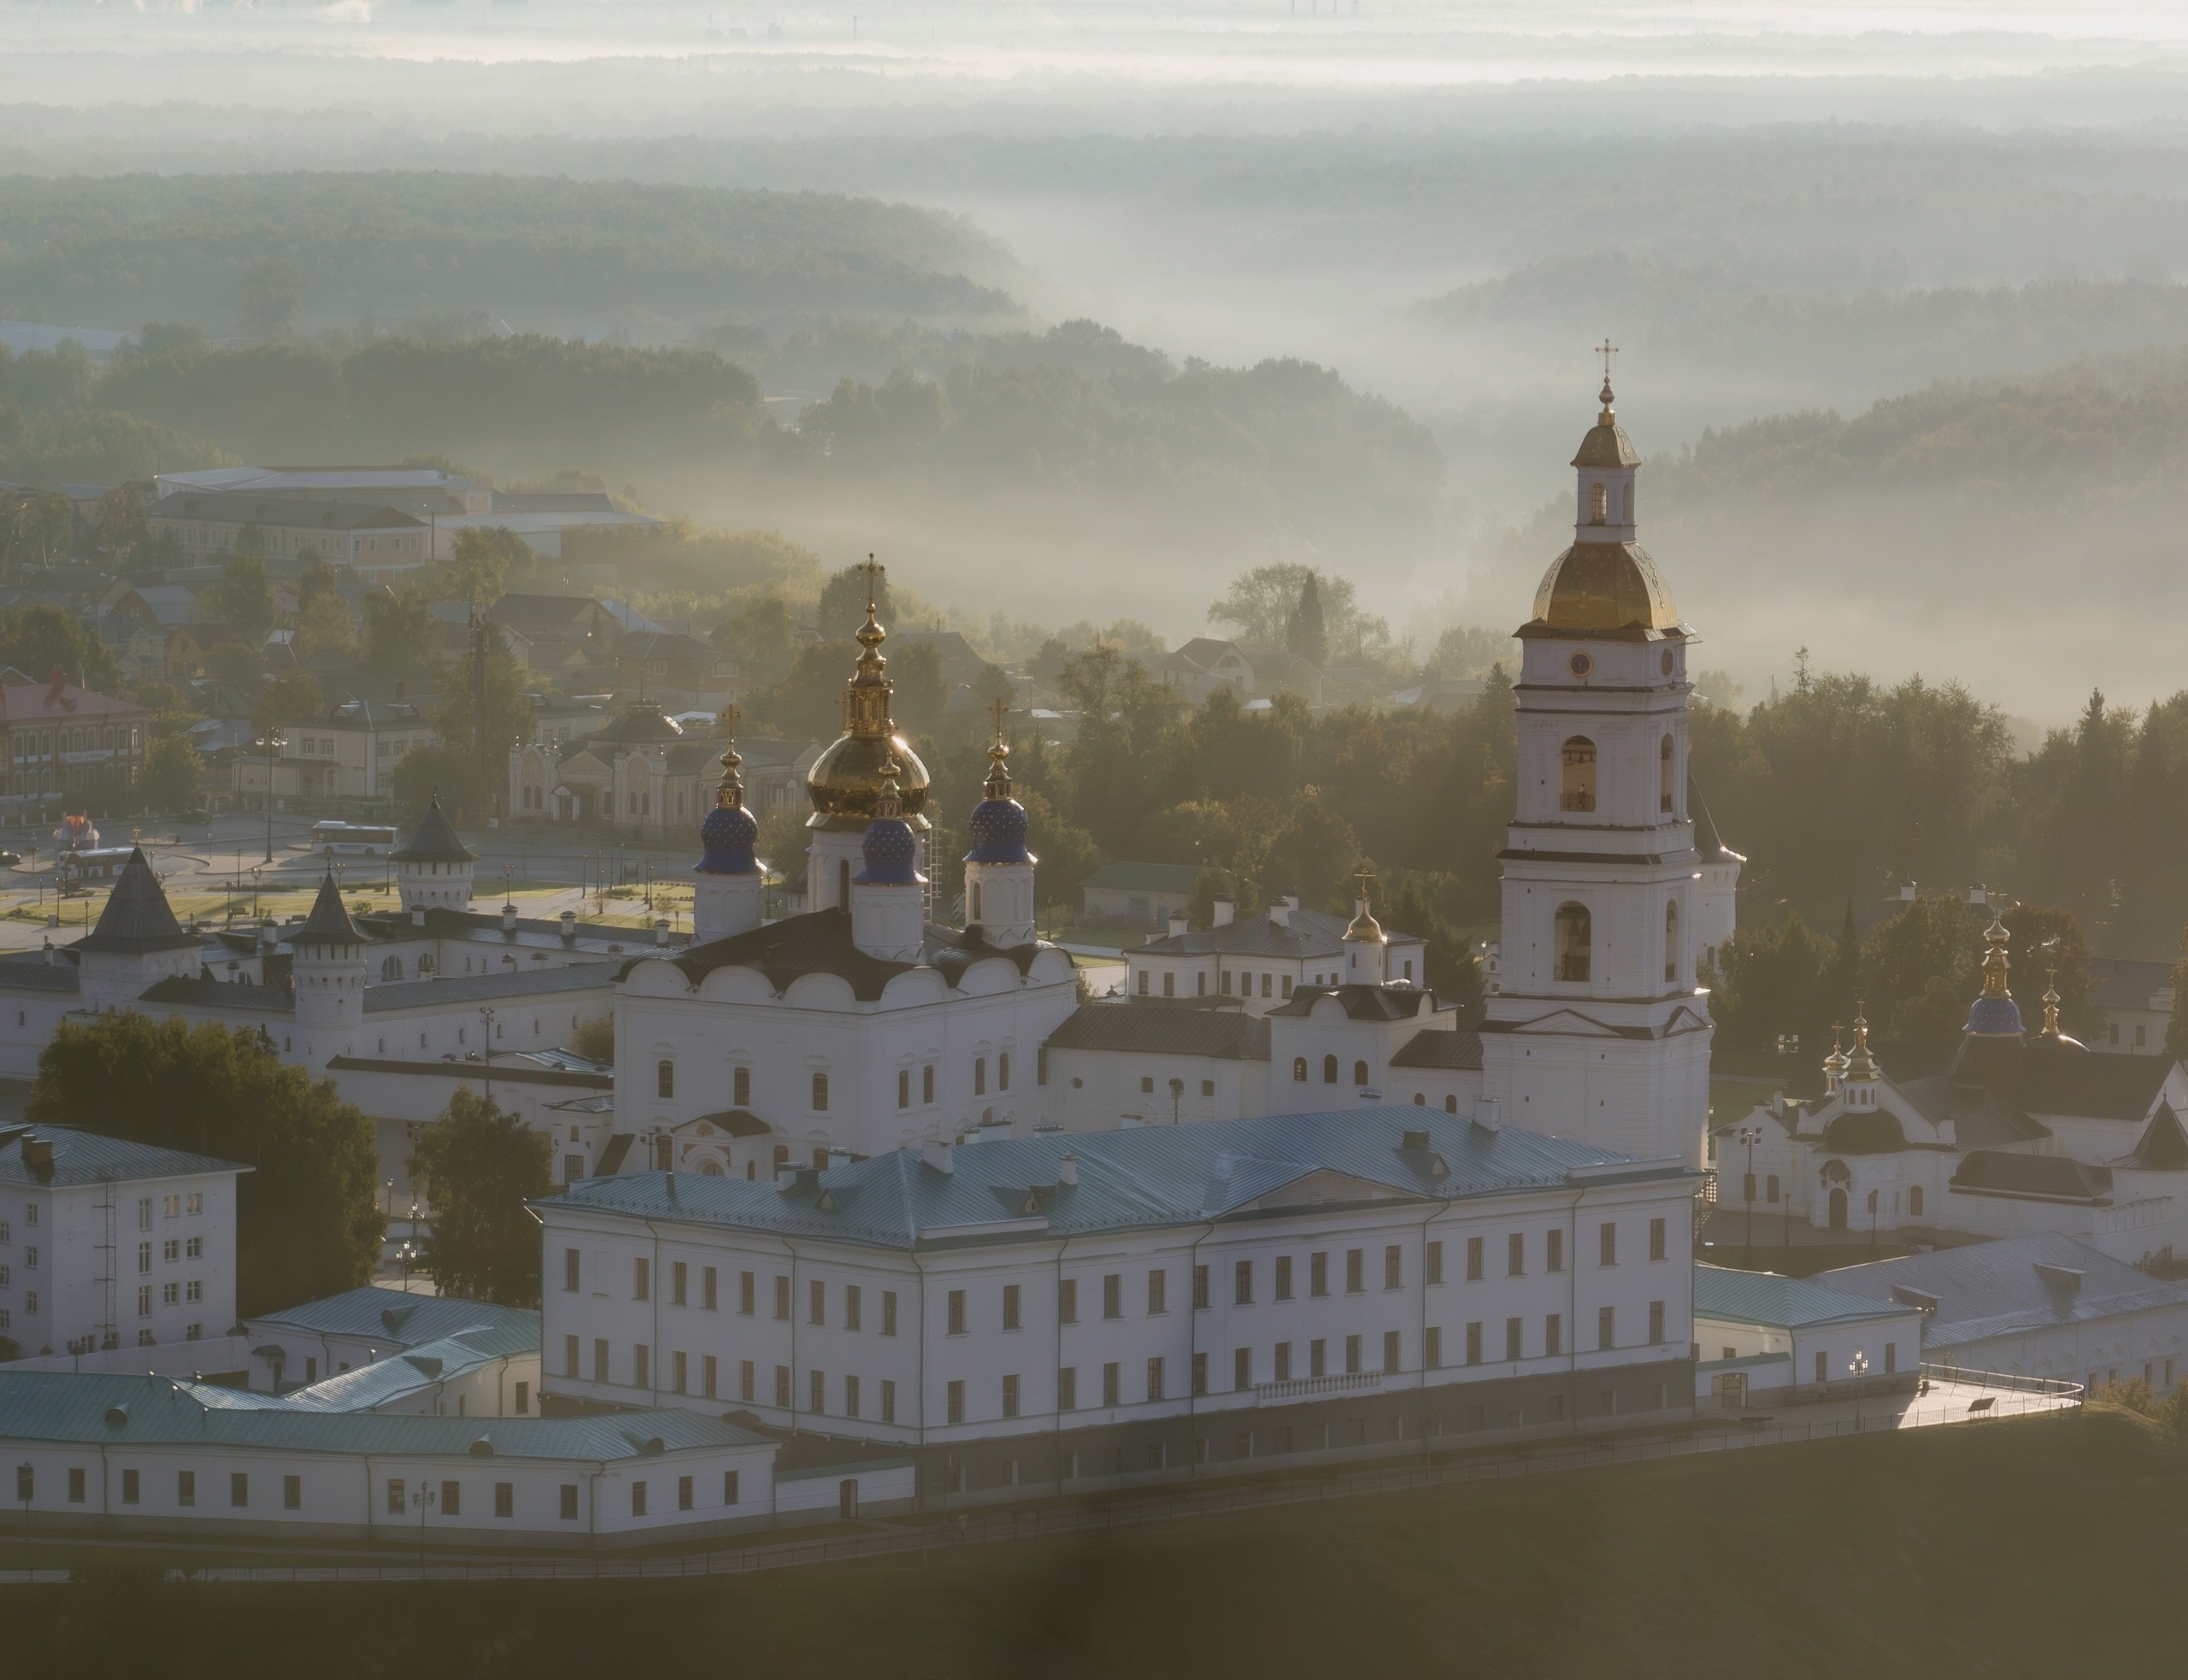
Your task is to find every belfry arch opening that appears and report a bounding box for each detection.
[1664,900,1679,984]
[1555,902,1592,984]
[1561,737,1597,813]
[1659,734,1674,814]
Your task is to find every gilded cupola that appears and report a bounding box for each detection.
[804,557,932,833]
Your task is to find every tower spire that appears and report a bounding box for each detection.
[844,554,894,738]
[983,696,1013,801]
[714,702,746,811]
[1595,337,1619,419]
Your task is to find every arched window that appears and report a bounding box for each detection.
[811,1072,829,1112]
[733,1066,750,1107]
[1322,1054,1338,1085]
[922,1066,935,1103]
[656,1060,674,1100]
[1866,1189,1879,1215]
[1660,735,1674,813]
[971,882,984,922]
[1589,481,1607,523]
[1292,1057,1308,1083]
[1909,1185,1925,1217]
[998,1052,1010,1091]
[1353,1060,1369,1087]
[1413,1093,1426,1107]
[1560,737,1597,812]
[1620,482,1633,524]
[1555,902,1592,983]
[380,955,403,981]
[897,1069,910,1109]
[1664,900,1680,984]
[973,1057,987,1096]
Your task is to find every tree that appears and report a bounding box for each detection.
[238,256,303,337]
[207,554,277,648]
[361,586,437,680]
[0,603,122,693]
[1286,573,1327,668]
[817,562,895,642]
[2167,927,2188,1060]
[1266,793,1360,912]
[97,484,148,563]
[1426,624,1515,680]
[1209,564,1391,665]
[256,670,322,733]
[137,731,204,813]
[407,1090,552,1307]
[26,1014,383,1317]
[714,595,799,690]
[1861,896,1980,1048]
[431,637,527,823]
[391,743,473,821]
[293,590,355,660]
[0,492,77,573]
[447,525,532,605]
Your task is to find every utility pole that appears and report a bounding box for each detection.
[470,606,491,827]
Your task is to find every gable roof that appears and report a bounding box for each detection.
[1950,1149,2113,1204]
[245,1284,535,1347]
[0,1124,250,1188]
[538,1107,1694,1253]
[1818,1232,2188,1348]
[2122,1102,2188,1170]
[1044,1001,1271,1060]
[2086,957,2173,1010]
[1691,1263,1919,1331]
[1133,904,1424,961]
[74,848,198,955]
[1390,1029,1485,1070]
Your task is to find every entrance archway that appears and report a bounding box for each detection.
[1828,1187,1849,1230]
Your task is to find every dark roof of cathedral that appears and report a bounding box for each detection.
[296,872,366,947]
[1044,1001,1271,1060]
[75,849,198,955]
[138,976,295,1013]
[1817,1109,1915,1155]
[1390,1030,1485,1070]
[1266,984,1439,1022]
[662,908,1045,1002]
[0,957,80,994]
[391,799,475,864]
[1132,907,1422,962]
[2121,1102,2188,1171]
[1950,1150,2113,1204]
[1891,1076,2052,1149]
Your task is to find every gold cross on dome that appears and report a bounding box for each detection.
[1356,868,1377,902]
[860,554,882,615]
[717,701,741,738]
[1596,338,1619,382]
[989,695,1009,740]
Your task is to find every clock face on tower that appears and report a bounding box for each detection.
[1568,652,1594,678]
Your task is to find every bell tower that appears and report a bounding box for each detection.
[1479,363,1714,1166]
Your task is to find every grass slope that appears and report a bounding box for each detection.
[7,1410,2171,1677]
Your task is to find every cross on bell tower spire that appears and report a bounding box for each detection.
[1595,338,1619,417]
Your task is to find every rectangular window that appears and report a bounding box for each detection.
[810,1279,826,1325]
[1383,1330,1401,1374]
[1234,1260,1252,1305]
[1649,1300,1665,1345]
[67,1466,84,1504]
[121,1468,139,1505]
[231,1471,249,1508]
[881,1379,897,1423]
[1147,1270,1167,1315]
[1102,1362,1120,1407]
[516,1381,530,1413]
[1310,1339,1326,1378]
[679,1474,694,1512]
[845,1374,861,1418]
[1059,1366,1078,1410]
[634,1257,650,1301]
[1547,1228,1564,1273]
[773,1276,791,1320]
[285,1474,302,1511]
[740,1271,756,1315]
[1193,1265,1210,1309]
[1545,1313,1562,1356]
[1002,1283,1020,1330]
[810,1369,826,1414]
[673,1351,688,1395]
[1103,1274,1122,1319]
[1885,1342,1897,1374]
[565,1334,580,1377]
[724,1470,741,1506]
[495,1482,514,1518]
[898,1068,910,1109]
[844,1284,862,1330]
[671,1261,687,1307]
[703,1266,718,1311]
[594,1338,610,1383]
[1232,1346,1251,1390]
[1275,1254,1294,1299]
[775,1366,791,1407]
[1599,1223,1618,1267]
[1346,1249,1364,1294]
[701,1358,716,1401]
[632,1482,647,1518]
[1274,1342,1292,1381]
[1598,1305,1616,1350]
[1466,1237,1484,1282]
[883,1290,898,1336]
[948,1289,967,1336]
[1425,1242,1444,1286]
[1310,1252,1329,1296]
[384,1477,401,1515]
[1146,1356,1165,1401]
[563,1248,581,1292]
[947,1380,965,1424]
[1426,1325,1443,1368]
[561,1485,579,1521]
[441,1480,461,1518]
[633,1344,650,1388]
[1508,1233,1525,1277]
[1649,1217,1668,1262]
[1505,1317,1523,1360]
[740,1360,755,1402]
[1002,1373,1020,1418]
[1344,1335,1362,1375]
[1383,1245,1402,1290]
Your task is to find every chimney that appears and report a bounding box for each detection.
[503,902,518,933]
[1473,1095,1501,1133]
[1168,911,1188,938]
[1268,899,1290,929]
[21,1136,52,1179]
[1057,1154,1079,1187]
[560,910,577,943]
[41,937,53,966]
[1402,1129,1430,1152]
[1212,898,1234,927]
[410,907,426,928]
[654,918,671,949]
[921,1138,954,1175]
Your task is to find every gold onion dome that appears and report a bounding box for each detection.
[1843,1008,1880,1084]
[1529,377,1683,635]
[1343,873,1386,944]
[805,557,931,832]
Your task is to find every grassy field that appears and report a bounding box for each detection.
[6,1408,2175,1677]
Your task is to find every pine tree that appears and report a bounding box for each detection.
[1286,573,1327,668]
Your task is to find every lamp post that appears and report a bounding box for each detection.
[254,728,286,863]
[1849,1348,1871,1428]
[479,1005,497,1104]
[414,1476,436,1571]
[1735,1121,1762,1268]
[1168,1077,1185,1126]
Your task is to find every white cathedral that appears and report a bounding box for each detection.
[0,385,1742,1189]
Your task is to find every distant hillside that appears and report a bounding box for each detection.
[0,172,1023,336]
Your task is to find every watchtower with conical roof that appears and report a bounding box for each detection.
[292,869,368,1058]
[391,796,477,916]
[1479,364,1714,1168]
[75,848,203,1013]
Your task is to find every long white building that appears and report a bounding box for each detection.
[537,1106,1700,1501]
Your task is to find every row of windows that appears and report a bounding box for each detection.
[653,1058,1020,1110]
[11,1463,737,1521]
[131,1194,203,1229]
[10,725,138,761]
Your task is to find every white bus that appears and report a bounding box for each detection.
[309,821,399,856]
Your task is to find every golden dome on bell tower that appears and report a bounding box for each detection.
[805,556,932,832]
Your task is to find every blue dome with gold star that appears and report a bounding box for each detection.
[965,795,1032,864]
[856,814,920,885]
[696,802,760,877]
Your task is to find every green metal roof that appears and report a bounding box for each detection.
[1692,1263,1920,1331]
[0,1125,250,1189]
[246,1285,535,1348]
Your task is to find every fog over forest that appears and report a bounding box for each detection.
[11,1,2188,720]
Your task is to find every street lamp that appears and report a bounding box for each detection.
[1735,1121,1762,1268]
[1849,1348,1871,1428]
[1168,1077,1185,1126]
[253,728,287,864]
[479,1005,497,1103]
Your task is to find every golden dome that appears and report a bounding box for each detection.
[806,559,932,831]
[1530,542,1681,633]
